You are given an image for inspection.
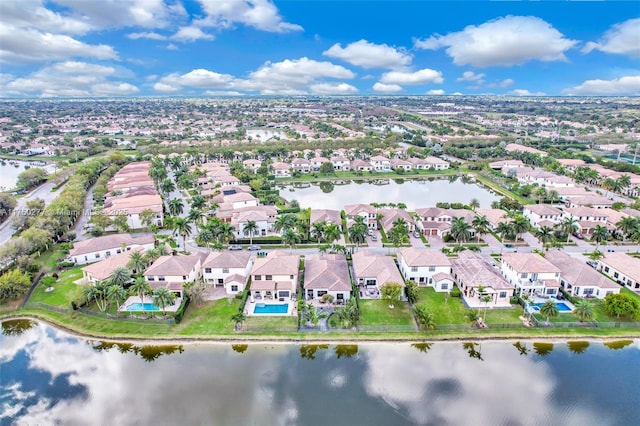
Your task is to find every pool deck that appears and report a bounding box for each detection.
[529,297,575,313]
[118,296,182,313]
[246,299,297,317]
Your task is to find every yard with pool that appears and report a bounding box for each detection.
[119,296,181,313]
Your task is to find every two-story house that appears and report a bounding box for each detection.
[249,251,300,301]
[202,251,253,295]
[144,254,205,298]
[563,207,608,235]
[291,158,311,173]
[501,253,561,297]
[451,250,514,308]
[330,155,351,171]
[397,248,453,291]
[351,251,404,298]
[303,254,352,302]
[523,204,564,229]
[69,234,155,265]
[545,249,620,299]
[369,155,392,172]
[598,252,640,292]
[344,204,378,229]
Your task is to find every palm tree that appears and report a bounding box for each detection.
[496,222,513,242]
[414,305,436,330]
[198,228,214,251]
[126,251,148,274]
[187,208,205,226]
[130,277,152,313]
[324,222,342,244]
[547,189,560,204]
[559,216,579,243]
[616,216,637,242]
[282,228,301,251]
[109,267,131,288]
[469,198,480,211]
[481,295,492,321]
[535,226,555,248]
[511,215,530,243]
[311,221,326,243]
[107,283,127,311]
[85,281,109,312]
[190,195,206,210]
[242,220,258,245]
[153,287,176,316]
[168,198,184,216]
[573,300,595,323]
[215,222,236,246]
[591,224,609,251]
[273,214,296,233]
[231,312,246,331]
[539,300,559,324]
[615,175,631,194]
[450,217,472,246]
[472,215,490,244]
[602,177,616,197]
[534,187,547,204]
[160,178,175,196]
[348,222,368,250]
[172,217,192,249]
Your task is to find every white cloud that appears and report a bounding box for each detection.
[127,32,168,40]
[153,82,181,93]
[195,0,303,33]
[323,39,412,69]
[415,15,577,67]
[309,82,358,95]
[373,82,403,93]
[155,69,235,93]
[582,18,640,58]
[166,43,178,51]
[204,90,244,96]
[0,0,93,35]
[379,68,444,85]
[508,89,546,96]
[500,78,515,88]
[563,75,640,96]
[171,26,214,42]
[3,61,137,97]
[0,25,118,64]
[457,71,485,83]
[427,89,445,95]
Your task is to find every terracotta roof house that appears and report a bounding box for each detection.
[249,251,300,301]
[397,248,453,291]
[70,234,155,265]
[378,208,414,234]
[451,250,514,308]
[202,251,253,295]
[303,254,352,301]
[81,247,145,284]
[144,254,204,297]
[310,209,341,225]
[501,253,561,297]
[545,249,620,299]
[598,252,640,292]
[351,251,403,298]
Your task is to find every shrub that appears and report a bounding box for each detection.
[0,269,31,300]
[450,286,462,298]
[40,276,57,287]
[510,296,519,305]
[450,202,464,209]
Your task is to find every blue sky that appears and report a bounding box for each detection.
[1,1,639,97]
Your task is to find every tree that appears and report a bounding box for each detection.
[450,217,472,246]
[591,224,609,251]
[184,280,208,306]
[153,287,176,316]
[465,309,479,324]
[282,228,301,251]
[496,222,513,242]
[190,195,206,210]
[319,161,335,175]
[231,312,246,331]
[539,300,559,324]
[324,222,342,244]
[16,167,47,189]
[332,297,359,328]
[107,283,127,310]
[380,282,403,308]
[603,293,640,319]
[472,215,490,244]
[405,281,419,304]
[559,216,579,243]
[573,300,595,323]
[348,221,367,250]
[469,198,480,211]
[0,193,17,223]
[511,215,530,243]
[111,214,130,233]
[109,267,131,287]
[172,217,192,249]
[273,214,296,233]
[535,225,555,248]
[616,217,637,242]
[215,222,236,245]
[168,198,184,217]
[414,305,436,329]
[160,178,175,196]
[302,302,328,327]
[198,228,214,251]
[85,281,110,312]
[127,251,148,274]
[139,208,157,232]
[130,277,152,313]
[242,220,258,245]
[311,221,326,243]
[0,269,31,301]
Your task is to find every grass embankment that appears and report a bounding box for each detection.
[278,168,459,183]
[359,300,415,327]
[472,173,531,205]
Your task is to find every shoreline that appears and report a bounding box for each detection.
[3,313,639,346]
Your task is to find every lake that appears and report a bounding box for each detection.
[278,177,501,210]
[2,320,639,426]
[0,161,54,191]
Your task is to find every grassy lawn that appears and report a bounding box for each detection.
[483,307,524,325]
[244,316,299,333]
[415,287,468,325]
[28,267,85,307]
[359,299,415,326]
[35,246,67,270]
[177,299,241,335]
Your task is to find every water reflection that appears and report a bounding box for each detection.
[318,181,334,193]
[603,340,634,350]
[0,319,35,336]
[1,322,639,426]
[567,341,590,354]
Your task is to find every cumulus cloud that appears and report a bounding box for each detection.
[563,75,640,96]
[194,0,303,33]
[379,68,444,85]
[499,78,515,88]
[3,61,138,97]
[309,82,358,95]
[582,18,640,58]
[427,89,445,95]
[457,71,485,83]
[415,15,578,67]
[323,39,412,69]
[154,68,235,93]
[171,26,214,42]
[373,82,403,93]
[0,0,93,35]
[127,32,168,40]
[508,89,546,96]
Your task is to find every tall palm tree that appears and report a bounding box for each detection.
[414,305,436,330]
[348,222,368,250]
[535,226,555,248]
[126,251,148,275]
[324,222,342,244]
[187,208,205,226]
[496,222,513,242]
[602,177,616,197]
[591,224,609,251]
[559,216,579,243]
[215,222,236,246]
[282,228,301,251]
[469,198,480,211]
[616,216,637,242]
[311,221,326,243]
[168,198,184,217]
[511,215,530,243]
[107,283,127,311]
[160,178,175,197]
[172,217,192,250]
[153,287,176,317]
[230,312,246,331]
[85,281,109,312]
[130,277,152,313]
[273,214,297,233]
[471,215,490,244]
[547,189,560,204]
[615,175,631,193]
[242,220,258,245]
[573,300,595,323]
[109,267,131,288]
[450,217,472,246]
[190,195,206,210]
[197,228,214,251]
[539,300,559,324]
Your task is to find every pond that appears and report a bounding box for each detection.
[0,161,54,191]
[278,177,501,210]
[2,320,639,425]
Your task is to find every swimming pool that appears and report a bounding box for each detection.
[126,303,160,311]
[253,303,289,314]
[531,302,573,313]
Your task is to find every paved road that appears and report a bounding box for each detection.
[0,180,65,246]
[72,183,96,242]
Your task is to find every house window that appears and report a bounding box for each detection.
[365,279,376,286]
[441,283,449,290]
[158,276,165,281]
[95,253,101,258]
[222,268,229,273]
[205,268,212,273]
[254,275,261,280]
[411,266,418,272]
[583,288,594,296]
[182,275,187,280]
[419,277,424,283]
[613,272,619,278]
[428,266,436,272]
[499,291,507,298]
[318,290,327,297]
[337,293,344,300]
[266,275,272,280]
[218,279,224,284]
[520,273,528,279]
[231,285,238,292]
[148,277,155,281]
[290,275,294,279]
[545,288,555,295]
[106,251,111,256]
[604,267,609,273]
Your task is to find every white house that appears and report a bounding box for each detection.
[291,158,311,173]
[501,253,561,297]
[369,155,392,172]
[397,248,453,291]
[598,252,640,292]
[344,204,378,229]
[249,251,300,301]
[330,155,351,171]
[424,156,450,170]
[202,251,253,295]
[545,249,620,299]
[272,162,291,178]
[310,157,330,171]
[303,254,352,302]
[351,250,404,298]
[81,247,144,284]
[523,204,564,228]
[230,205,278,238]
[144,254,205,298]
[224,192,258,209]
[69,234,155,265]
[564,207,608,235]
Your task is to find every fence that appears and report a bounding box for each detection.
[25,302,172,324]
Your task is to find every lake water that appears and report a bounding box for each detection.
[247,129,288,142]
[2,320,639,426]
[0,161,53,191]
[279,177,501,210]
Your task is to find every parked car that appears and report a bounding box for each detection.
[247,245,261,251]
[586,260,598,268]
[574,233,584,240]
[368,229,374,236]
[413,231,421,238]
[371,234,377,241]
[228,244,242,251]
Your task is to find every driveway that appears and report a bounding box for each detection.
[481,232,503,252]
[426,235,445,250]
[410,232,425,248]
[521,232,542,250]
[366,230,382,248]
[72,183,96,241]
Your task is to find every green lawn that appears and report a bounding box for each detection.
[244,316,299,333]
[483,306,524,325]
[35,246,67,270]
[415,287,468,325]
[28,267,85,307]
[359,299,415,326]
[177,298,241,335]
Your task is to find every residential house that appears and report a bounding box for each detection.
[451,250,514,308]
[475,208,510,230]
[310,209,341,226]
[545,249,620,299]
[556,158,585,172]
[224,192,258,209]
[330,155,351,171]
[424,156,450,170]
[501,253,561,297]
[397,248,453,291]
[598,252,640,292]
[523,204,564,229]
[303,254,352,302]
[243,159,262,172]
[564,207,608,235]
[229,205,278,238]
[390,158,413,172]
[369,155,392,172]
[69,234,155,265]
[272,162,291,178]
[378,208,414,234]
[291,158,311,173]
[249,251,300,300]
[489,159,525,170]
[81,247,144,284]
[505,143,548,157]
[565,195,614,209]
[414,207,474,237]
[310,157,330,171]
[202,251,253,294]
[144,254,205,298]
[351,250,404,297]
[350,159,373,172]
[344,204,378,229]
